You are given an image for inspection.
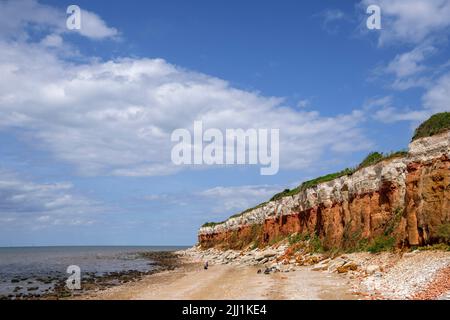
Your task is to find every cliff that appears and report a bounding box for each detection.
[198,118,450,251]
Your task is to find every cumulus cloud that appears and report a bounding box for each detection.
[76,9,119,39]
[362,0,450,45]
[0,36,371,177]
[0,170,101,228]
[0,0,118,41]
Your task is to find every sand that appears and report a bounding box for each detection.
[82,261,357,300]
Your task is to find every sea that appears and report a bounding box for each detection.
[0,246,188,298]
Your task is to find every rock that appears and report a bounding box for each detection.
[312,260,329,271]
[259,250,277,259]
[366,265,380,275]
[337,266,349,273]
[255,253,265,261]
[336,262,358,274]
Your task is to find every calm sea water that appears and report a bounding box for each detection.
[0,246,188,297]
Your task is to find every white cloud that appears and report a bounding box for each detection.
[361,0,450,121]
[0,170,101,228]
[0,36,371,176]
[362,0,450,45]
[198,185,281,212]
[385,45,435,79]
[373,107,428,123]
[374,45,435,91]
[423,72,450,113]
[41,33,63,47]
[363,95,427,123]
[77,9,118,40]
[0,0,118,41]
[297,99,310,108]
[370,71,450,123]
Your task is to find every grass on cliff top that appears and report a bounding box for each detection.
[201,221,224,228]
[412,112,450,141]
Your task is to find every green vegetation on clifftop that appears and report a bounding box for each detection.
[412,112,450,141]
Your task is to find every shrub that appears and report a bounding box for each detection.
[367,235,395,253]
[201,221,225,228]
[270,189,291,201]
[357,151,407,170]
[384,208,403,236]
[358,152,384,168]
[298,168,354,191]
[436,223,450,243]
[288,232,310,245]
[412,112,450,141]
[308,234,324,253]
[268,234,286,246]
[418,243,450,251]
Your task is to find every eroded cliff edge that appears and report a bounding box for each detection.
[198,130,450,251]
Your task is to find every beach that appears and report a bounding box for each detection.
[82,260,356,300]
[81,246,450,300]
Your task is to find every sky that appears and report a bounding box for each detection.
[0,0,449,246]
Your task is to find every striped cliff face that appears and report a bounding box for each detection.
[198,131,450,250]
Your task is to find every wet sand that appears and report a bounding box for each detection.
[82,262,357,300]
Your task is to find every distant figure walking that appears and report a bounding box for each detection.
[204,261,209,270]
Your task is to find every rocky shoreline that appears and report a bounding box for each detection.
[0,251,182,300]
[181,244,450,300]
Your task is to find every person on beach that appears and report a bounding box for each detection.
[204,261,209,270]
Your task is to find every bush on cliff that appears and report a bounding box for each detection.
[357,150,407,169]
[358,152,384,168]
[436,223,450,243]
[412,112,450,141]
[298,168,354,191]
[366,235,396,253]
[202,221,225,228]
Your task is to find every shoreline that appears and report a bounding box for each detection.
[80,247,450,300]
[0,251,182,300]
[60,251,183,300]
[3,246,449,300]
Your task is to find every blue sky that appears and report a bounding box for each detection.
[0,0,449,246]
